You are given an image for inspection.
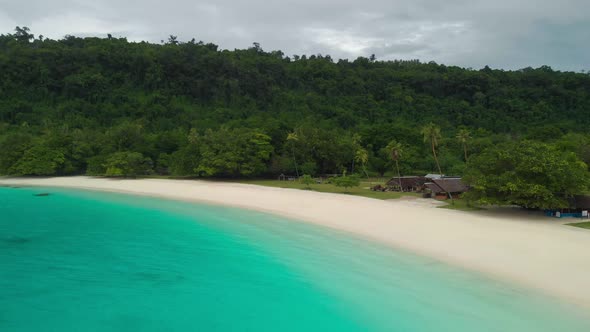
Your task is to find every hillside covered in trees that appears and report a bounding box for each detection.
[1,26,590,189]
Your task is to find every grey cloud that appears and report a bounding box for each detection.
[0,0,588,70]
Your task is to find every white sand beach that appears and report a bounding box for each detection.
[2,176,590,309]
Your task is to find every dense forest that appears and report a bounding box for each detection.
[1,26,590,198]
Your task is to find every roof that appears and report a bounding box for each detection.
[432,178,469,193]
[425,174,444,179]
[424,182,443,193]
[386,176,426,187]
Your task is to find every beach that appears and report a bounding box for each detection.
[2,176,590,309]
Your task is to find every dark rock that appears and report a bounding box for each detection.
[4,236,31,244]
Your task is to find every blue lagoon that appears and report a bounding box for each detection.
[0,186,589,331]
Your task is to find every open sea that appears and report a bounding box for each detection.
[1,186,589,331]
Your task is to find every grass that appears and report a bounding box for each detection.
[437,198,483,211]
[234,179,420,200]
[567,222,590,230]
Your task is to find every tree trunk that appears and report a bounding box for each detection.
[463,143,468,162]
[362,164,369,179]
[395,159,403,192]
[432,141,443,176]
[292,147,299,177]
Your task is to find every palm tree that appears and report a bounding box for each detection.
[456,129,471,162]
[286,131,300,177]
[351,134,362,173]
[421,123,443,176]
[354,148,370,179]
[386,140,404,192]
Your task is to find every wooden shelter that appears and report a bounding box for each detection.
[424,178,469,199]
[386,176,426,192]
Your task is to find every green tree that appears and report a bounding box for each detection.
[196,128,273,177]
[421,123,443,175]
[12,142,66,175]
[286,131,300,177]
[456,129,471,162]
[354,147,370,178]
[0,132,33,174]
[169,129,201,176]
[332,172,361,192]
[464,141,590,209]
[350,133,362,173]
[104,152,152,177]
[300,174,314,189]
[386,140,404,191]
[14,26,34,43]
[1,27,590,180]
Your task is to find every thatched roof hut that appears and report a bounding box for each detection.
[386,176,426,192]
[424,178,469,195]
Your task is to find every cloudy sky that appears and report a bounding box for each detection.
[1,0,588,71]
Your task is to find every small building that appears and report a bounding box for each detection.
[386,176,426,192]
[424,178,469,199]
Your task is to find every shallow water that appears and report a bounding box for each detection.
[0,186,589,331]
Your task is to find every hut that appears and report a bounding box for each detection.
[424,177,469,199]
[386,176,426,192]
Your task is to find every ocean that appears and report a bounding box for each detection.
[1,186,588,331]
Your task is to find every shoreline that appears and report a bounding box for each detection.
[2,176,590,310]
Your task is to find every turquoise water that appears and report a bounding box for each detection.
[1,187,589,331]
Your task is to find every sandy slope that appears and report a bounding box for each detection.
[2,176,590,308]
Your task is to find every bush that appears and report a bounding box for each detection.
[300,161,317,177]
[300,174,314,189]
[103,151,153,177]
[332,173,361,192]
[464,141,590,209]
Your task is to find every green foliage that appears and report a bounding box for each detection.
[0,132,33,174]
[195,128,273,177]
[103,152,153,177]
[86,155,108,175]
[332,173,361,192]
[456,129,471,161]
[463,141,590,209]
[169,130,201,176]
[300,174,314,189]
[421,123,443,175]
[0,27,590,184]
[354,147,369,178]
[300,161,318,176]
[11,141,66,175]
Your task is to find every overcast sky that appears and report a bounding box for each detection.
[1,0,588,71]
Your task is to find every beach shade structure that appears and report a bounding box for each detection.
[386,176,427,192]
[424,178,468,199]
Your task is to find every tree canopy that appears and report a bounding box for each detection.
[0,27,590,188]
[463,141,590,209]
